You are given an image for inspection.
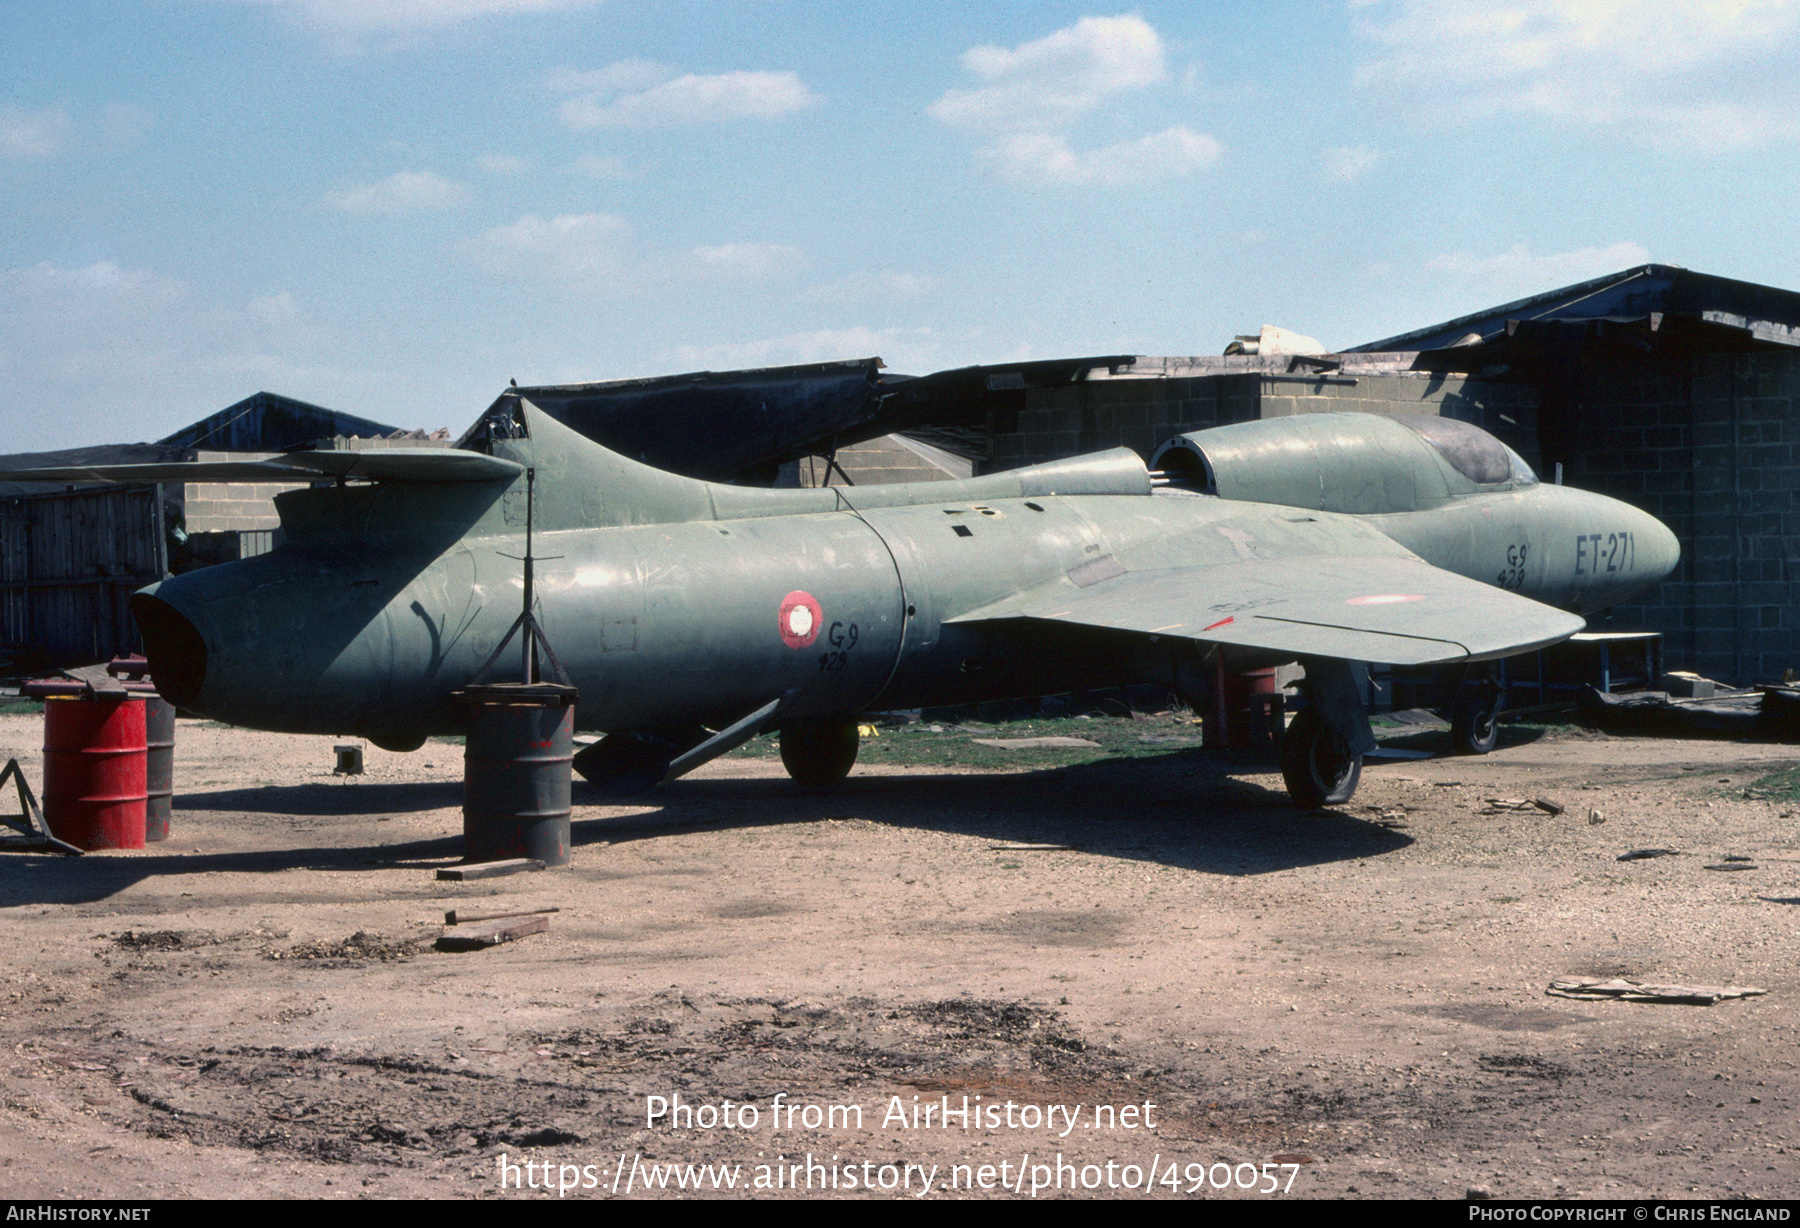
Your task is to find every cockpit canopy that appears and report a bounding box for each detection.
[1396,414,1537,489]
[1149,412,1538,515]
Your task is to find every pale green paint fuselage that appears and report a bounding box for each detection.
[134,405,1677,748]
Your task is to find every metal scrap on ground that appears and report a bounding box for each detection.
[1548,977,1766,1005]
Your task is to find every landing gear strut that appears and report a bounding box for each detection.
[779,718,860,786]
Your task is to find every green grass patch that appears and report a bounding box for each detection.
[730,713,1208,770]
[1737,763,1800,802]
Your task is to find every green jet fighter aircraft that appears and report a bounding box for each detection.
[18,398,1679,807]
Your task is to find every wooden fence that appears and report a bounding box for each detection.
[1,485,166,668]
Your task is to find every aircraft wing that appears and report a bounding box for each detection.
[0,447,523,485]
[947,553,1584,666]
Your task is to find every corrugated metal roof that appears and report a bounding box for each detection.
[1348,264,1800,354]
[157,391,402,452]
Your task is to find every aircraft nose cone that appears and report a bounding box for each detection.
[1640,506,1681,585]
[1601,501,1680,610]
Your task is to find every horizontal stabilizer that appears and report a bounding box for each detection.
[950,554,1584,666]
[1,447,523,486]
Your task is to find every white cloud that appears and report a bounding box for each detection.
[329,170,468,214]
[4,259,185,305]
[1,106,72,159]
[1354,0,1800,148]
[804,269,936,304]
[982,126,1221,185]
[930,14,1166,130]
[0,260,342,448]
[248,291,300,327]
[1424,241,1653,290]
[657,326,944,374]
[686,242,806,281]
[468,212,634,284]
[555,62,818,128]
[222,0,597,34]
[1323,144,1383,182]
[931,16,1221,186]
[468,213,812,296]
[547,59,672,96]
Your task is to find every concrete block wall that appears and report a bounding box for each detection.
[990,369,1540,473]
[1258,373,1542,467]
[176,438,442,533]
[1564,349,1800,686]
[990,373,1261,472]
[179,480,305,532]
[788,434,969,487]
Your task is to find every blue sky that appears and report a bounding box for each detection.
[5,1,1800,449]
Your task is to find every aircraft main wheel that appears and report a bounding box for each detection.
[779,719,859,786]
[1280,709,1362,807]
[1450,692,1501,755]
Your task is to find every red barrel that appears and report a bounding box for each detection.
[1208,667,1281,751]
[43,696,148,850]
[144,697,176,842]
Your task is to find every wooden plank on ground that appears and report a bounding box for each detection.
[444,906,560,925]
[436,858,545,881]
[436,914,549,951]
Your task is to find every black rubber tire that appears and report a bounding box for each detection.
[1280,709,1363,807]
[779,719,860,786]
[1450,692,1502,755]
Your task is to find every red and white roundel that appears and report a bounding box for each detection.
[777,590,823,648]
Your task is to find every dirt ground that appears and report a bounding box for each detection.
[2,709,1798,1201]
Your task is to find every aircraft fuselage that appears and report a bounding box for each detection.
[132,407,1677,753]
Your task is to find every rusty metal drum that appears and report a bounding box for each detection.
[144,697,176,842]
[459,684,577,866]
[43,696,147,850]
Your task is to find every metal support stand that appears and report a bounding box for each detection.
[454,465,579,866]
[0,759,82,856]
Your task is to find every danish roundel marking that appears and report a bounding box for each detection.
[778,590,823,648]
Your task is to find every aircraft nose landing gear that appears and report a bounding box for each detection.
[1450,679,1503,756]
